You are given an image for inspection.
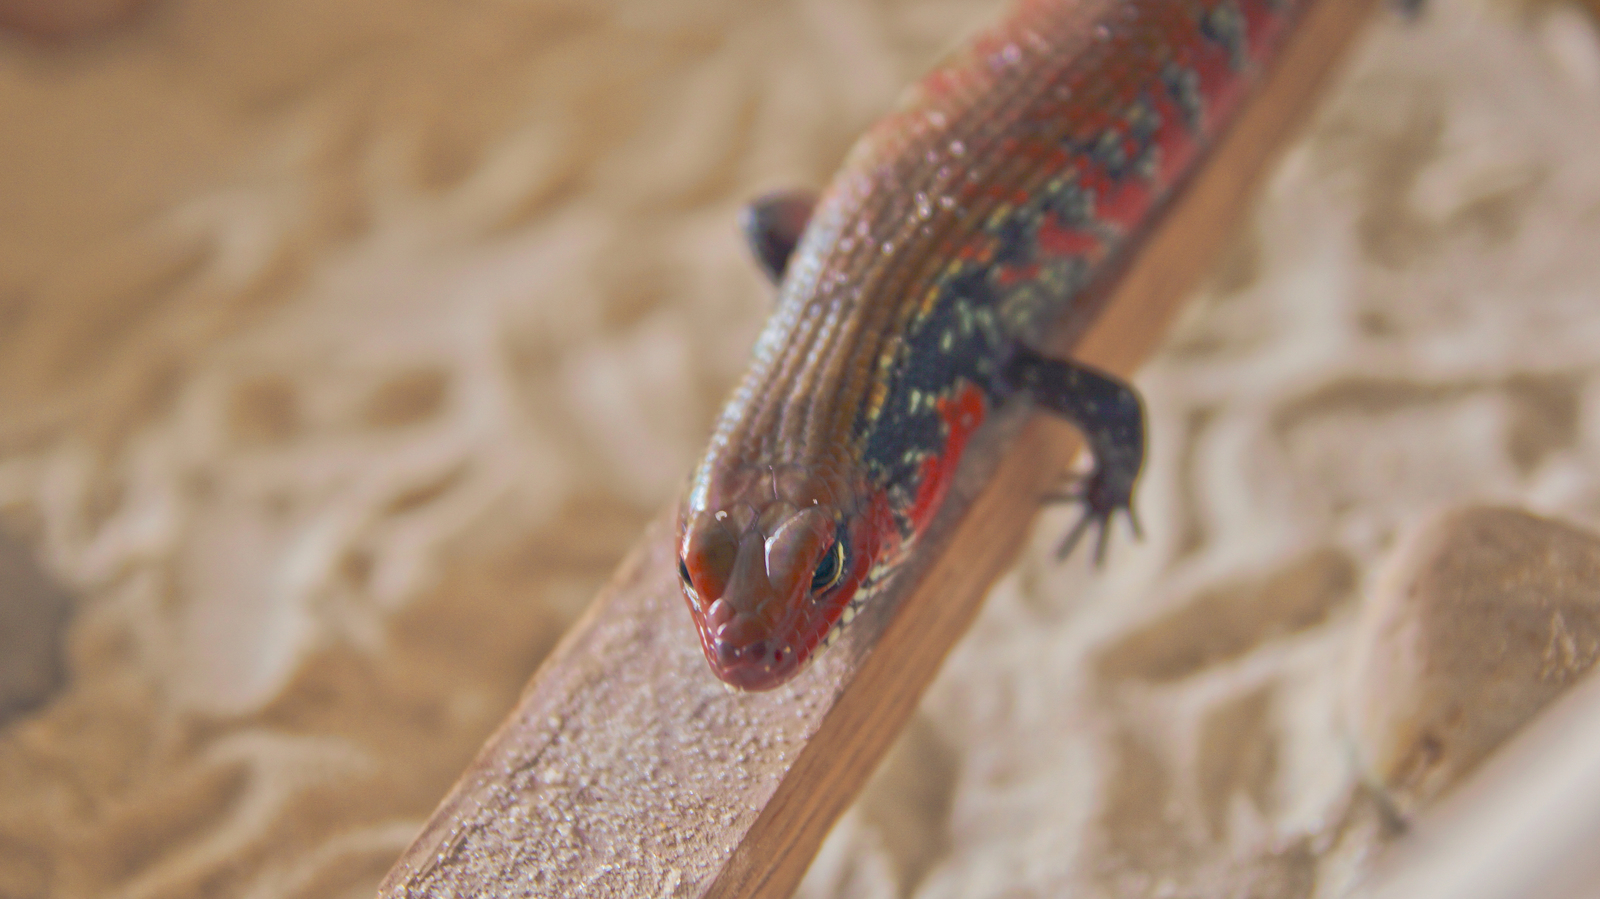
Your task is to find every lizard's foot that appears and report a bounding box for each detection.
[1043,469,1142,564]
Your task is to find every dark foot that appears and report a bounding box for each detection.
[739,189,818,285]
[1043,474,1143,564]
[996,343,1146,564]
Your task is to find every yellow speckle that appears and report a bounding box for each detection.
[866,378,888,421]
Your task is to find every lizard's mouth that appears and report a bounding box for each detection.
[702,613,805,691]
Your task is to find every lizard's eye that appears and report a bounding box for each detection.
[678,556,694,588]
[810,539,845,592]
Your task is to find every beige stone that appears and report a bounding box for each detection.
[1346,506,1600,818]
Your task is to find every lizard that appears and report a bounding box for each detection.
[677,0,1316,691]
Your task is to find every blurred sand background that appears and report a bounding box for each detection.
[2,0,1600,897]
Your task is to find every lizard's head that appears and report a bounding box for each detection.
[676,465,881,691]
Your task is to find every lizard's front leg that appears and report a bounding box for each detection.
[995,343,1146,562]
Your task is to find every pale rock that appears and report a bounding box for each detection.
[1346,506,1600,818]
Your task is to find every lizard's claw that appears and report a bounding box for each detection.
[1044,470,1140,565]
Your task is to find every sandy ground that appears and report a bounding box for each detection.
[2,0,1600,897]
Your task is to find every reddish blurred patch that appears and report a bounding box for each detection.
[0,0,150,42]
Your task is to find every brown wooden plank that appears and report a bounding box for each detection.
[376,1,1382,896]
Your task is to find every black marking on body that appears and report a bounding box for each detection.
[858,263,1006,526]
[1200,0,1250,70]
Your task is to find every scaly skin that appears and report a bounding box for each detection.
[679,0,1308,690]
